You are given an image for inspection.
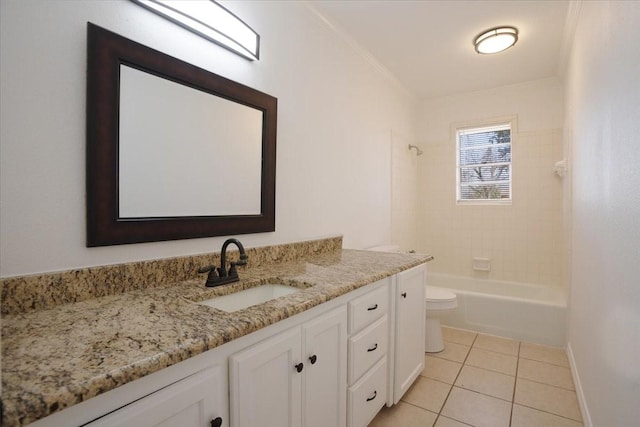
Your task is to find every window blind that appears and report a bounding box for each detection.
[457,123,512,202]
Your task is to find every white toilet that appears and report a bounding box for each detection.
[425,287,458,353]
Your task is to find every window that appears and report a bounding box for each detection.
[456,123,512,203]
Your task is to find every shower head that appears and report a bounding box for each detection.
[408,144,423,156]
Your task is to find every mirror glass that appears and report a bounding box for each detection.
[86,23,277,247]
[119,64,263,217]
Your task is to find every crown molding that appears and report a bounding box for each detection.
[303,1,417,102]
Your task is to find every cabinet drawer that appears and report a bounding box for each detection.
[347,357,387,427]
[348,281,389,334]
[348,316,388,385]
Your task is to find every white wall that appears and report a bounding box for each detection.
[565,1,640,425]
[417,78,565,286]
[390,131,420,252]
[0,1,417,277]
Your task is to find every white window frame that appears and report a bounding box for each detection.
[455,119,514,205]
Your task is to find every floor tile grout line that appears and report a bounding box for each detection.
[518,354,571,368]
[459,364,516,378]
[395,400,439,416]
[436,334,479,422]
[464,361,517,377]
[418,372,459,387]
[432,332,478,426]
[433,414,475,427]
[427,333,520,425]
[516,374,577,392]
[420,368,519,406]
[397,397,584,426]
[429,348,469,364]
[373,328,582,427]
[470,344,520,358]
[464,347,582,425]
[452,384,515,403]
[441,334,579,424]
[472,337,521,357]
[514,402,584,423]
[440,326,477,347]
[442,385,517,425]
[509,341,521,427]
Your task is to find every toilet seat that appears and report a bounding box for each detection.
[426,287,458,311]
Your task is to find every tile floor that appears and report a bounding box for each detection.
[370,326,583,427]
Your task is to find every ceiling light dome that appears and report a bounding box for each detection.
[474,26,518,54]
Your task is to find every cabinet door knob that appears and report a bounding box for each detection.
[309,354,317,364]
[401,292,407,298]
[210,417,223,427]
[367,304,378,311]
[366,390,377,402]
[367,343,378,352]
[295,362,304,373]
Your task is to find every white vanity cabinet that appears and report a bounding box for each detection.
[346,278,390,427]
[229,306,347,427]
[390,264,426,404]
[85,365,226,427]
[25,263,427,427]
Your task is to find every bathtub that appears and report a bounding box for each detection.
[428,273,566,347]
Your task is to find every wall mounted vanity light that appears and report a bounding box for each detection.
[473,26,518,54]
[130,0,260,60]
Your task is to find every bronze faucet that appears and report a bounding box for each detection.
[198,238,248,287]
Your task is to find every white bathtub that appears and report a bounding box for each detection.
[428,273,567,347]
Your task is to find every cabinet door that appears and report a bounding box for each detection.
[229,327,302,427]
[302,306,348,427]
[393,264,426,403]
[86,366,225,427]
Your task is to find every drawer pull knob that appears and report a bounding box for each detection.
[401,292,407,298]
[295,362,304,373]
[366,390,377,402]
[367,304,378,311]
[210,417,223,427]
[367,343,378,352]
[309,354,317,364]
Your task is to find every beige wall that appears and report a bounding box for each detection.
[0,1,417,277]
[390,131,421,252]
[564,2,640,426]
[416,78,565,287]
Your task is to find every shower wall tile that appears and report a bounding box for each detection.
[417,129,563,287]
[391,133,421,251]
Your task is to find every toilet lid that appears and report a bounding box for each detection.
[426,286,457,302]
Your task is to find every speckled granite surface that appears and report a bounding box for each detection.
[1,238,431,426]
[1,236,342,315]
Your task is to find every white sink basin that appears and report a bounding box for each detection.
[198,284,302,312]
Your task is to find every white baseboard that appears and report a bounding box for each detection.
[566,342,593,427]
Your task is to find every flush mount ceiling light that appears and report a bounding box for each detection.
[474,26,518,54]
[130,0,260,60]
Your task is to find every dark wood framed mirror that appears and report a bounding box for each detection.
[86,23,277,247]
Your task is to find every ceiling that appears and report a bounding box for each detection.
[309,0,572,99]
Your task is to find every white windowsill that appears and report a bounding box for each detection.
[456,199,512,206]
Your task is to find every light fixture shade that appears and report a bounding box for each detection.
[131,0,260,60]
[474,26,518,54]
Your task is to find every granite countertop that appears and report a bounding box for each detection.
[1,248,431,426]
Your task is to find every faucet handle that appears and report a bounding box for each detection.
[198,265,221,286]
[198,265,216,275]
